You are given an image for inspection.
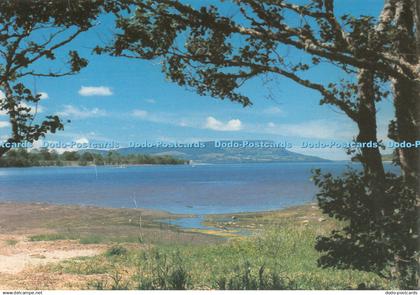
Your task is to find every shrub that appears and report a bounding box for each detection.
[214,261,293,290]
[313,168,419,289]
[137,249,190,290]
[106,245,128,257]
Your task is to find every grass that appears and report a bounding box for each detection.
[0,203,220,246]
[29,233,144,244]
[28,233,106,243]
[106,245,128,257]
[29,233,74,242]
[80,235,106,244]
[5,239,18,246]
[51,256,111,275]
[45,205,396,290]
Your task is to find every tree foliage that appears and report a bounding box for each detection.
[101,0,419,176]
[100,0,417,182]
[0,0,131,157]
[313,169,418,287]
[102,0,419,288]
[0,148,186,167]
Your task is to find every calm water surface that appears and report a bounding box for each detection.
[0,162,398,215]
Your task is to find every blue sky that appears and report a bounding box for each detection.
[0,1,394,160]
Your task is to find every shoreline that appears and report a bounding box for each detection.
[1,201,384,291]
[0,200,194,222]
[0,163,189,169]
[0,160,396,169]
[0,201,223,245]
[0,200,317,223]
[0,201,321,240]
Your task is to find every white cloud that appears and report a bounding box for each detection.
[289,146,351,161]
[263,106,284,115]
[0,103,43,116]
[130,111,242,132]
[57,105,106,118]
[0,91,45,115]
[145,98,156,104]
[78,86,113,96]
[131,110,174,124]
[75,137,89,145]
[1,90,49,100]
[130,111,244,132]
[38,92,49,99]
[205,116,242,131]
[36,106,44,113]
[132,109,148,118]
[19,102,44,114]
[264,119,354,140]
[0,121,10,128]
[178,119,189,127]
[131,110,188,127]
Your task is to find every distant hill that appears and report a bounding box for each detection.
[88,140,329,164]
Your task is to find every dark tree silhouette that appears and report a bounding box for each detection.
[0,0,131,157]
[101,0,419,288]
[100,0,419,178]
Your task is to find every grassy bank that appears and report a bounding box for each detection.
[3,203,393,290]
[0,203,221,245]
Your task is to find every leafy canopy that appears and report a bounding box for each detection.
[0,0,131,156]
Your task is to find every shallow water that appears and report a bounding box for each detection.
[0,162,398,215]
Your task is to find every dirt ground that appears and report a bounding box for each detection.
[0,234,107,289]
[0,202,221,289]
[0,202,319,289]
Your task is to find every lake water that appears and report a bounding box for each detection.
[0,162,398,215]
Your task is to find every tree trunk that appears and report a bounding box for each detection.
[391,0,420,180]
[414,0,420,288]
[414,0,420,56]
[392,78,420,180]
[0,83,18,158]
[356,69,386,182]
[389,0,420,288]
